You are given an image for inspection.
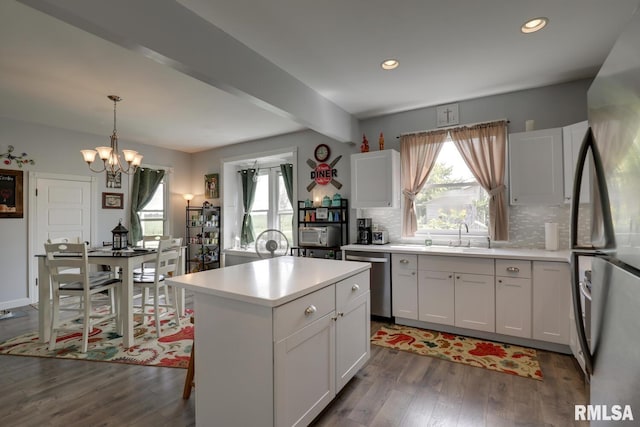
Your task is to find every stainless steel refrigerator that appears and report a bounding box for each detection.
[571,7,640,424]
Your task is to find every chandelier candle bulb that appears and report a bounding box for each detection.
[80,95,143,175]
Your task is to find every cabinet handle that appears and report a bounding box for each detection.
[456,276,460,279]
[304,305,317,316]
[352,284,360,292]
[400,259,409,264]
[498,279,503,283]
[449,275,453,279]
[506,267,520,273]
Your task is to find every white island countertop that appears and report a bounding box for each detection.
[341,244,570,262]
[166,256,370,307]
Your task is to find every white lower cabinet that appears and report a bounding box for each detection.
[391,254,418,319]
[417,256,494,332]
[418,270,454,325]
[454,273,495,332]
[335,272,370,391]
[274,271,370,427]
[275,312,335,427]
[532,261,571,344]
[495,259,532,338]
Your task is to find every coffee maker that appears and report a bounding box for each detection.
[356,218,372,245]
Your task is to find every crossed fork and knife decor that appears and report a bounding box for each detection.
[306,155,342,192]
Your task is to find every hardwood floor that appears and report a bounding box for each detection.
[0,307,588,426]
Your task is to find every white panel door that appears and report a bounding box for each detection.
[37,178,91,244]
[29,174,94,302]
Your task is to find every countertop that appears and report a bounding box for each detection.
[341,244,570,262]
[166,256,370,307]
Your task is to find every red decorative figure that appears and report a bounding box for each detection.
[379,132,385,150]
[360,134,370,153]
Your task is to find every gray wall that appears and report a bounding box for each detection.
[0,117,191,308]
[188,79,591,250]
[356,79,591,247]
[0,78,592,308]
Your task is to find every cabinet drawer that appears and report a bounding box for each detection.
[336,271,370,308]
[495,259,531,279]
[274,285,335,342]
[418,255,494,275]
[392,254,417,272]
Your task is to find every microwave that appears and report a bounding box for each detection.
[299,226,340,247]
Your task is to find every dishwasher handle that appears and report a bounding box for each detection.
[346,254,389,263]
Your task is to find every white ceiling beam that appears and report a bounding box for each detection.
[18,0,358,144]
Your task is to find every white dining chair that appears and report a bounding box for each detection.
[132,235,171,276]
[45,242,122,353]
[133,237,183,337]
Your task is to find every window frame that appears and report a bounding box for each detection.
[136,173,168,242]
[249,167,293,243]
[413,139,489,238]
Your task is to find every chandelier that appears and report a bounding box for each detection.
[81,95,143,175]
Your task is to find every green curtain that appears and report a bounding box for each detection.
[280,163,294,205]
[240,168,257,246]
[129,168,165,244]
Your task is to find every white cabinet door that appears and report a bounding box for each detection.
[418,270,454,325]
[275,313,336,427]
[391,254,418,319]
[509,128,564,205]
[454,273,495,333]
[496,276,532,338]
[335,271,370,391]
[351,149,400,208]
[562,120,590,204]
[532,261,571,344]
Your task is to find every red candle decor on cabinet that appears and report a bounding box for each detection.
[360,134,370,153]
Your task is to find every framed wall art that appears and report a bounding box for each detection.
[0,169,23,218]
[106,171,122,189]
[102,192,124,209]
[205,173,219,199]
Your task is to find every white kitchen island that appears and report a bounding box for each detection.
[166,256,371,427]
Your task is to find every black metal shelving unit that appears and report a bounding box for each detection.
[295,198,348,259]
[185,205,221,273]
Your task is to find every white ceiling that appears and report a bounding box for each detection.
[1,0,638,153]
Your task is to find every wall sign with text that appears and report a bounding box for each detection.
[306,153,342,192]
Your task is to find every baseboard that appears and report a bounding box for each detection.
[0,297,32,311]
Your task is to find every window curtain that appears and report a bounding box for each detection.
[280,163,294,205]
[240,168,258,246]
[400,130,448,237]
[449,120,508,240]
[129,168,165,244]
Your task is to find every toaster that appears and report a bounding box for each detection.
[371,230,389,245]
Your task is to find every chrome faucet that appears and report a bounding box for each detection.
[457,222,469,247]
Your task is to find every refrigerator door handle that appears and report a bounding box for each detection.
[571,251,594,375]
[570,127,616,250]
[579,281,592,301]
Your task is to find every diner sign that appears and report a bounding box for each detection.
[306,155,342,192]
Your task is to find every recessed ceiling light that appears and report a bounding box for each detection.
[381,59,399,70]
[521,17,548,34]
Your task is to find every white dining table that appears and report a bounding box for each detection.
[36,247,185,348]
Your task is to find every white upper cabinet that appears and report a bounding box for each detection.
[562,120,590,204]
[509,128,564,205]
[351,149,400,208]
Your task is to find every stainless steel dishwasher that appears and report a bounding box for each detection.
[345,251,391,318]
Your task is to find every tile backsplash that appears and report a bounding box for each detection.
[356,204,591,249]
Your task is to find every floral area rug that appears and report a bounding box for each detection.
[371,324,543,380]
[0,309,193,368]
